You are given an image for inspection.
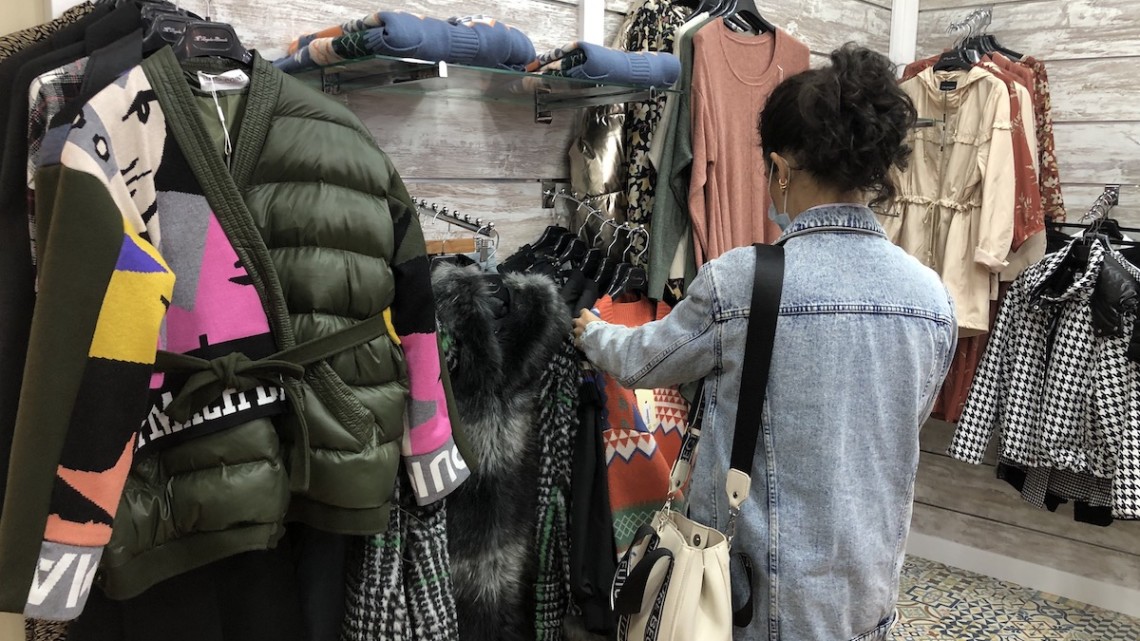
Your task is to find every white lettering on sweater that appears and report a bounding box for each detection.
[136,385,286,449]
[26,552,97,609]
[408,446,469,500]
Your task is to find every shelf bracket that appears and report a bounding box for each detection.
[319,60,447,95]
[534,86,659,124]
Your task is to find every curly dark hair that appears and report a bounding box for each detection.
[759,43,917,208]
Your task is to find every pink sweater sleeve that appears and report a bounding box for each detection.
[388,190,470,505]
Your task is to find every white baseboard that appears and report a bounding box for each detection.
[907,532,1140,619]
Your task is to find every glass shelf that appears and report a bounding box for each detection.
[291,54,681,123]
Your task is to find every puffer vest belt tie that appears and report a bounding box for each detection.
[154,313,391,492]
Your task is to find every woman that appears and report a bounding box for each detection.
[574,45,956,641]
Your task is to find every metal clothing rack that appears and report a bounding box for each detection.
[412,197,499,256]
[1080,185,1121,223]
[545,188,650,260]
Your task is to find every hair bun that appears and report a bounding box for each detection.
[758,43,918,208]
[830,44,898,108]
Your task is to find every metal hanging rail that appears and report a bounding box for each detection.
[1080,185,1122,223]
[947,7,993,37]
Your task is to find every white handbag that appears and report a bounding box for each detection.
[610,244,785,641]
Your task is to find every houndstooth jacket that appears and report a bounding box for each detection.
[951,239,1140,519]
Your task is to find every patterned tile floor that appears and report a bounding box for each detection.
[895,557,1140,640]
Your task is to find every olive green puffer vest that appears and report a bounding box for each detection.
[98,51,414,598]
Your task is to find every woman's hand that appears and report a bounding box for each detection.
[573,309,603,345]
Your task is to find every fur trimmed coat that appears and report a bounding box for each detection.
[432,265,573,641]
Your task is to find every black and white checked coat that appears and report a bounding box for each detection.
[951,240,1140,519]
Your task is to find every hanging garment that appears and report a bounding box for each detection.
[591,295,690,557]
[567,104,626,226]
[25,29,145,277]
[0,0,115,528]
[930,284,1002,423]
[533,338,581,641]
[0,48,466,619]
[619,0,689,254]
[885,66,1016,335]
[978,61,1043,253]
[567,0,685,245]
[646,12,712,300]
[688,23,810,264]
[901,53,1065,224]
[951,240,1140,519]
[433,265,570,641]
[342,476,459,641]
[0,2,95,61]
[69,545,305,641]
[1017,56,1065,220]
[996,459,1116,526]
[567,373,617,635]
[901,55,1046,257]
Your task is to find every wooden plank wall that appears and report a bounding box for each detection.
[183,0,892,252]
[917,0,1140,225]
[916,420,1140,590]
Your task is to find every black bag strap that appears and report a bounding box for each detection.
[727,243,784,629]
[729,243,785,475]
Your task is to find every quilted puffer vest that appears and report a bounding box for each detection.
[97,51,409,599]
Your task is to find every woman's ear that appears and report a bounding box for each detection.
[769,152,790,185]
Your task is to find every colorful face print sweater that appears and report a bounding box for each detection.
[0,48,468,619]
[593,295,690,557]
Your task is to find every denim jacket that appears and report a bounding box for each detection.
[580,204,956,641]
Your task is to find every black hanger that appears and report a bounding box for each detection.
[959,35,990,55]
[607,264,648,299]
[1094,218,1126,242]
[174,19,252,64]
[557,237,589,268]
[143,11,192,52]
[933,48,976,72]
[526,259,560,279]
[980,34,1023,60]
[579,247,604,279]
[593,227,629,290]
[483,274,512,322]
[724,0,775,34]
[1048,218,1140,251]
[531,225,571,253]
[547,232,580,260]
[604,263,631,295]
[141,3,187,24]
[696,0,728,17]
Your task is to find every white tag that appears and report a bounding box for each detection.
[197,69,250,92]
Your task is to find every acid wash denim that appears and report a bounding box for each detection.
[580,204,956,641]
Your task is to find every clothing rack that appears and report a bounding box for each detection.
[551,189,652,263]
[1080,185,1121,223]
[947,7,993,37]
[412,197,499,256]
